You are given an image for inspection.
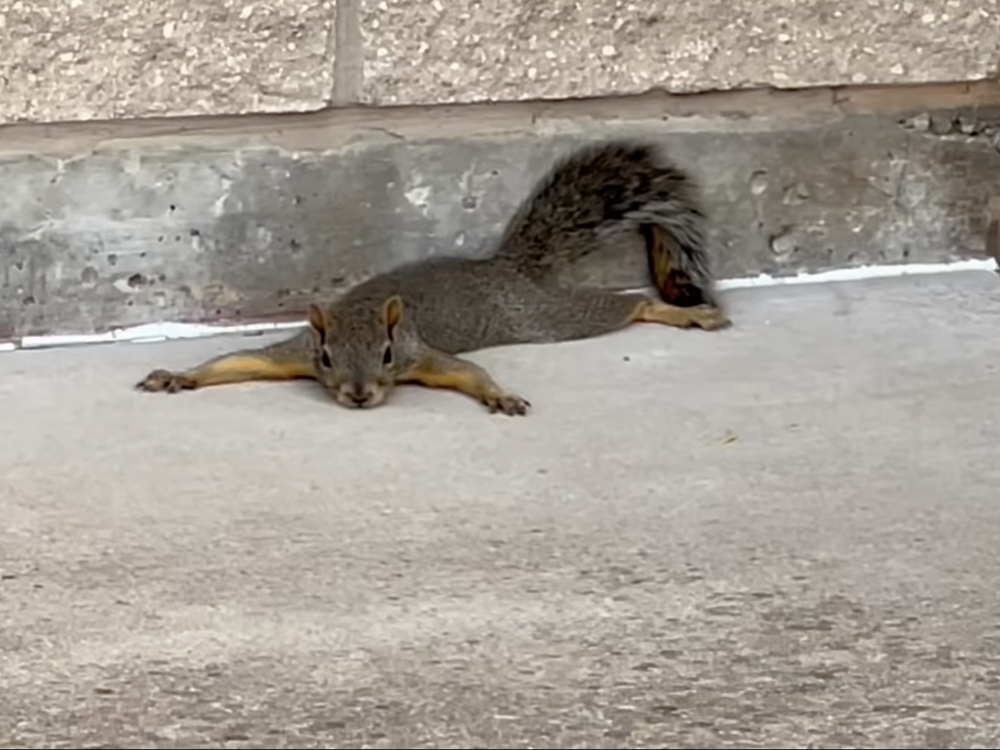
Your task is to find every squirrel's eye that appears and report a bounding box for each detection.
[321,351,332,368]
[382,344,393,366]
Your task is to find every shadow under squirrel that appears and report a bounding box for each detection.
[137,139,730,415]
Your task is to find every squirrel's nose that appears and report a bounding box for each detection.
[341,382,375,406]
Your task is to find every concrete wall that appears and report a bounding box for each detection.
[1,0,997,122]
[2,83,999,343]
[0,1,999,343]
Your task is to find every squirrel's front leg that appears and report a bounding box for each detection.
[398,349,531,416]
[136,333,316,393]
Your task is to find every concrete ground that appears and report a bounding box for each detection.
[2,270,1000,749]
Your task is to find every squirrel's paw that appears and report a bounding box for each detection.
[482,389,531,416]
[691,305,731,331]
[135,368,197,393]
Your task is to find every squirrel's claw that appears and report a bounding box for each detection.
[483,390,531,416]
[691,305,731,331]
[135,368,195,393]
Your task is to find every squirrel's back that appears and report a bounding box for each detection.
[335,255,561,354]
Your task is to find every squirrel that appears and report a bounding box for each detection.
[136,139,730,415]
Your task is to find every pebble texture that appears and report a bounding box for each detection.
[2,273,1000,747]
[0,0,334,123]
[1,0,998,121]
[362,0,1000,104]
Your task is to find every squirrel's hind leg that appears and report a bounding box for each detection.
[533,288,728,342]
[136,335,315,393]
[629,298,730,331]
[398,348,530,416]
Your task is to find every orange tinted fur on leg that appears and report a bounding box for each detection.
[137,350,314,393]
[399,349,530,415]
[630,299,730,330]
[190,355,314,387]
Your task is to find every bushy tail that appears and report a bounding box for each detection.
[495,139,717,307]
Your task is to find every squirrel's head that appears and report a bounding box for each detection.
[307,296,404,409]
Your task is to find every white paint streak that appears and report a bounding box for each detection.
[2,259,996,354]
[17,321,306,351]
[715,258,998,290]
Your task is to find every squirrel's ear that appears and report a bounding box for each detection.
[382,295,404,336]
[308,304,332,341]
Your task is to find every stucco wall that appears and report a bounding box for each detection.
[1,0,998,123]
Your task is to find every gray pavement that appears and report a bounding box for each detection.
[2,271,1000,749]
